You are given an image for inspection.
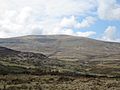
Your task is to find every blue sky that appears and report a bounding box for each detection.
[87,19,120,39]
[0,0,120,42]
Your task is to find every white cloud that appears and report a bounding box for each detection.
[0,7,35,38]
[60,16,76,28]
[16,7,33,24]
[102,26,116,41]
[102,26,120,42]
[0,0,97,38]
[0,0,95,18]
[76,16,96,29]
[56,16,96,37]
[60,16,96,29]
[45,16,96,37]
[76,31,96,37]
[36,17,96,37]
[97,0,120,20]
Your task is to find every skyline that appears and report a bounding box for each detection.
[0,0,120,42]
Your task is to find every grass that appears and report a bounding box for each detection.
[0,56,120,77]
[0,75,120,90]
[0,61,36,69]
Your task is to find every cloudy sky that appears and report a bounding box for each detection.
[0,0,120,42]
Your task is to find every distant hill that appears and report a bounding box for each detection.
[0,35,120,61]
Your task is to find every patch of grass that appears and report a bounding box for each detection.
[0,75,120,90]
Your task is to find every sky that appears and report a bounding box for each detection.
[0,0,120,42]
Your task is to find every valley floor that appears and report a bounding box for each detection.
[0,74,120,90]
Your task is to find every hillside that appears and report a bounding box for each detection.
[0,35,120,61]
[0,36,120,90]
[0,46,48,74]
[0,35,120,77]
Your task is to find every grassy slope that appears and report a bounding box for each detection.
[0,35,120,60]
[0,46,120,77]
[0,47,120,77]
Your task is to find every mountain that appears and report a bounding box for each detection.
[0,35,120,61]
[0,35,120,77]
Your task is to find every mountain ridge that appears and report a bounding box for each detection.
[1,34,120,43]
[0,35,120,61]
